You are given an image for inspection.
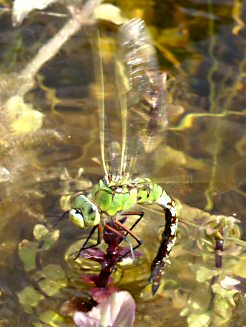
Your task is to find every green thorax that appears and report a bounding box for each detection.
[91,177,163,216]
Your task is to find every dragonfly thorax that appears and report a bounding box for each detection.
[91,178,165,217]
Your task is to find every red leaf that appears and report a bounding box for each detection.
[80,248,106,263]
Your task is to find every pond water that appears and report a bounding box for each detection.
[0,1,245,326]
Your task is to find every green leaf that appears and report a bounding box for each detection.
[38,310,65,327]
[42,229,60,250]
[35,264,67,296]
[213,295,230,320]
[231,254,246,277]
[187,313,211,327]
[18,240,39,272]
[212,283,238,304]
[33,224,60,250]
[17,286,44,313]
[33,224,49,240]
[196,266,216,283]
[32,322,44,327]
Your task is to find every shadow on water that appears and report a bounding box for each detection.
[0,1,245,326]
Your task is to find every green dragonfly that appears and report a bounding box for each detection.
[69,19,178,295]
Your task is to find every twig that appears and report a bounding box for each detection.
[18,0,102,96]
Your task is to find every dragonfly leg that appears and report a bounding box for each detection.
[54,210,69,227]
[104,223,125,239]
[114,220,143,248]
[73,224,102,260]
[104,222,137,259]
[113,219,143,260]
[104,219,143,262]
[121,211,144,232]
[150,201,178,295]
[82,225,100,249]
[114,213,145,261]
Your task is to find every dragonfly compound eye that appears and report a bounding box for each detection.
[69,208,85,229]
[71,194,88,210]
[83,202,100,227]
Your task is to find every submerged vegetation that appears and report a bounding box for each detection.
[0,0,245,326]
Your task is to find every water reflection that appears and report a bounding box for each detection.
[0,1,245,326]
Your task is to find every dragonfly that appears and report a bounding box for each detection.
[69,19,178,295]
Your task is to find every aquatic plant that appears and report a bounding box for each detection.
[0,0,245,326]
[73,291,136,327]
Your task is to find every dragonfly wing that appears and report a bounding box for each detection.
[92,20,167,181]
[117,19,168,177]
[92,27,125,180]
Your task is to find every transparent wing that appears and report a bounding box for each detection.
[116,19,168,178]
[92,20,167,182]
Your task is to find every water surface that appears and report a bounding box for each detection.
[0,1,245,326]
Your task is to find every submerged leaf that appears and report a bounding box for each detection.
[33,224,49,240]
[212,283,238,304]
[213,294,231,321]
[37,310,65,327]
[231,254,246,277]
[187,313,211,327]
[33,224,60,250]
[196,266,216,283]
[180,284,211,319]
[17,286,44,312]
[18,240,39,272]
[6,96,44,133]
[35,264,67,296]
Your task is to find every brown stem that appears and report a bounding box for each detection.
[17,0,102,96]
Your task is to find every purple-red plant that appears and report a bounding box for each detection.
[80,219,141,303]
[61,219,139,322]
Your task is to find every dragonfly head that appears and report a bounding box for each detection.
[69,194,100,228]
